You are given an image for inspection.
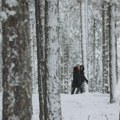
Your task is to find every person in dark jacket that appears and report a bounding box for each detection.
[71,64,81,94]
[79,65,88,93]
[71,64,88,94]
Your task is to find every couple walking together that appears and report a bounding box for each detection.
[71,64,88,94]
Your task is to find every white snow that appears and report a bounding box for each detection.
[6,9,16,16]
[5,0,18,7]
[111,0,120,5]
[32,94,39,120]
[9,34,17,42]
[0,92,119,120]
[0,92,2,120]
[115,79,120,103]
[0,11,8,21]
[0,9,16,22]
[61,93,119,120]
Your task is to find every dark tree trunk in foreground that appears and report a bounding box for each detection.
[2,0,32,120]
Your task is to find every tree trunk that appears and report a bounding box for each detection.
[0,0,2,92]
[2,0,32,120]
[29,0,38,93]
[82,0,87,75]
[102,2,110,93]
[80,1,83,64]
[81,0,88,92]
[109,3,117,103]
[44,0,62,119]
[35,0,62,119]
[34,0,46,119]
[92,19,96,92]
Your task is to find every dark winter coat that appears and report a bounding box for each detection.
[72,66,88,88]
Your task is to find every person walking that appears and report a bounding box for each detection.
[71,64,88,94]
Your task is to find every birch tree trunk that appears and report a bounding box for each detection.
[2,0,32,120]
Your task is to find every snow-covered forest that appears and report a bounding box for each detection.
[0,0,120,120]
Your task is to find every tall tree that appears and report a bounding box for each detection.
[79,0,83,64]
[92,18,97,92]
[109,2,117,103]
[83,0,88,77]
[102,0,117,102]
[35,0,45,119]
[29,0,38,93]
[2,0,32,119]
[44,0,62,118]
[81,0,88,92]
[35,0,62,119]
[102,2,110,93]
[0,0,2,92]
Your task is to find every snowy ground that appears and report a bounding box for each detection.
[0,92,119,120]
[61,93,119,120]
[0,92,2,120]
[32,93,39,120]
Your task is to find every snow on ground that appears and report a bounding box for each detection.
[0,92,119,120]
[32,93,39,120]
[0,92,2,120]
[61,93,119,120]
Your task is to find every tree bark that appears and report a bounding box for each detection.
[2,0,32,120]
[35,0,46,119]
[102,2,110,93]
[44,0,62,119]
[109,3,117,103]
[0,0,2,92]
[35,0,62,119]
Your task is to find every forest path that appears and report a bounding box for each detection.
[61,93,119,120]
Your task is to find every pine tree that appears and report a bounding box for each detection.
[35,0,62,119]
[44,0,62,118]
[35,0,45,119]
[102,1,110,93]
[29,0,38,93]
[0,0,2,92]
[109,2,117,103]
[2,0,32,119]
